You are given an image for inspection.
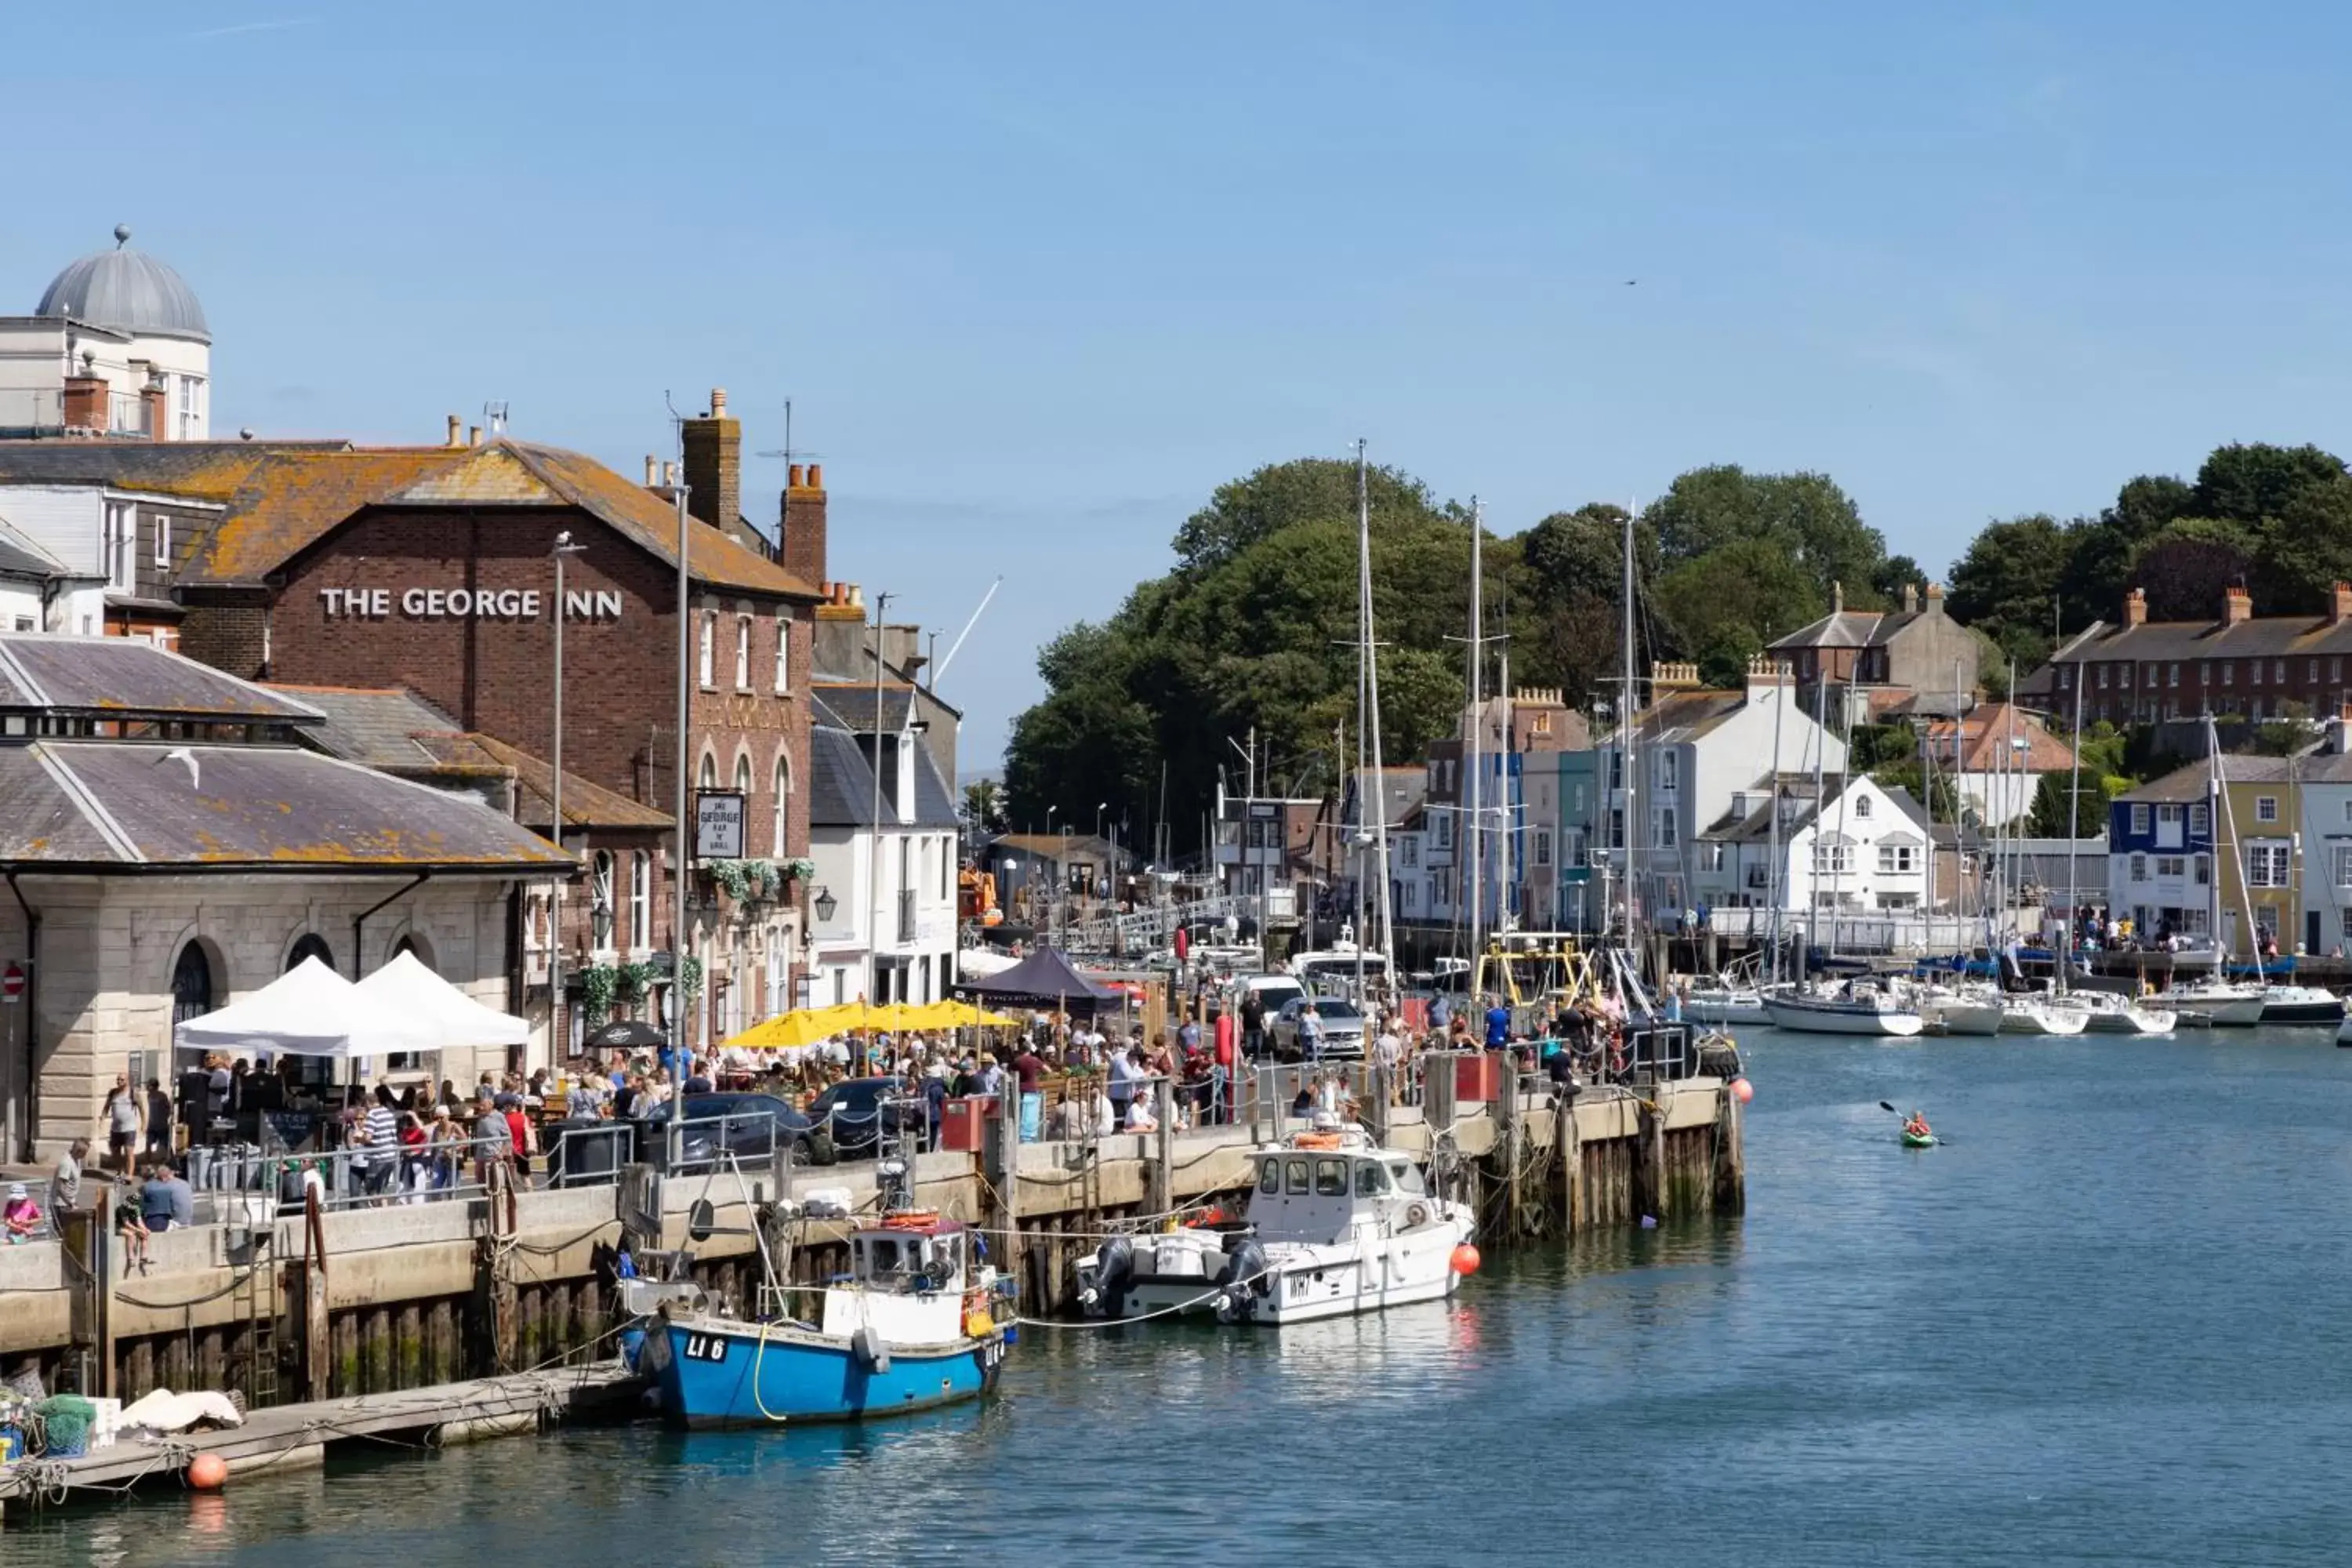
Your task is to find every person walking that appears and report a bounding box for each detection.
[49,1138,87,1222]
[142,1078,174,1164]
[472,1092,514,1189]
[103,1074,142,1177]
[1012,1040,1047,1143]
[1298,1004,1324,1063]
[1240,991,1267,1061]
[358,1085,401,1201]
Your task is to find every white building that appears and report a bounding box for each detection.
[1608,659,1846,924]
[1694,773,1932,916]
[0,512,75,632]
[0,227,211,441]
[804,696,960,1009]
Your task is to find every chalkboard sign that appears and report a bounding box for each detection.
[262,1111,318,1152]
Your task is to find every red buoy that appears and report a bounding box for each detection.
[1450,1243,1481,1276]
[187,1452,228,1491]
[1730,1076,1755,1104]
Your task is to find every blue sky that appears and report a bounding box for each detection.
[10,2,2352,766]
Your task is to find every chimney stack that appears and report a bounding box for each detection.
[1925,582,1946,614]
[2124,586,2147,629]
[446,414,463,448]
[61,361,109,434]
[680,386,741,536]
[141,372,169,444]
[644,455,659,486]
[1901,583,1918,613]
[2223,584,2252,627]
[467,424,482,448]
[781,459,829,589]
[662,460,679,489]
[2332,581,2352,626]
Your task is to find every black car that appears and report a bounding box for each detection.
[807,1077,928,1157]
[664,1092,827,1170]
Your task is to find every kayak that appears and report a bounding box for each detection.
[1900,1130,1936,1149]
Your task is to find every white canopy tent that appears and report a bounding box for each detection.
[352,950,529,1050]
[172,956,430,1059]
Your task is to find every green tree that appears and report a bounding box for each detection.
[1652,536,1824,685]
[1642,466,1888,602]
[2128,518,2260,621]
[2056,475,2191,630]
[1168,458,1453,577]
[2254,475,2352,611]
[1946,514,2070,651]
[960,779,1007,837]
[2190,442,2347,526]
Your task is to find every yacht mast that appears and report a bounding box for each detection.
[2063,654,2085,992]
[1764,660,1785,989]
[1466,499,1484,975]
[1619,501,1637,952]
[1358,442,1396,986]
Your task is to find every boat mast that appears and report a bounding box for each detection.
[1497,640,1513,935]
[1466,498,1484,980]
[1357,441,1396,989]
[1765,659,1785,989]
[2063,649,2085,992]
[1620,499,1638,955]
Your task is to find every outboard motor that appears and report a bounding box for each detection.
[1216,1237,1270,1323]
[1079,1234,1135,1318]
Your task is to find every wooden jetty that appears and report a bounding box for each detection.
[0,1054,1743,1505]
[0,1362,641,1514]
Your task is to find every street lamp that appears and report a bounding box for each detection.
[547,529,587,1061]
[814,885,839,923]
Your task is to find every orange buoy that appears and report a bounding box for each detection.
[1730,1076,1755,1104]
[187,1452,228,1491]
[1450,1243,1481,1276]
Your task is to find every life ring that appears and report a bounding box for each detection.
[1403,1202,1431,1229]
[1293,1132,1341,1149]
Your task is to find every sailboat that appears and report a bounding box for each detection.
[2147,720,2263,1026]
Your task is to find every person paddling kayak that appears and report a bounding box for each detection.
[1901,1109,1934,1147]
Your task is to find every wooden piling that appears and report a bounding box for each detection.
[1712,1084,1745,1215]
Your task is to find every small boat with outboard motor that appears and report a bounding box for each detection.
[1764,979,1925,1037]
[641,1207,1008,1427]
[1074,1118,1477,1325]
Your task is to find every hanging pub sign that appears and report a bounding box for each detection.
[695,790,746,859]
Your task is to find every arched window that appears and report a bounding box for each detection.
[171,942,214,1024]
[698,612,716,688]
[735,615,752,690]
[772,755,792,856]
[773,615,789,694]
[286,933,334,973]
[734,753,752,802]
[630,851,651,951]
[699,753,717,789]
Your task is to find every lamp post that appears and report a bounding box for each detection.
[868,590,894,1005]
[547,529,586,1065]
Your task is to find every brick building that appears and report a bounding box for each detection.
[2044,584,2352,731]
[0,408,831,1053]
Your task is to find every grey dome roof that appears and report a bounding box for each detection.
[35,227,210,343]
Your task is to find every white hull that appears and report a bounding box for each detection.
[2075,998,2176,1035]
[1114,1250,1462,1324]
[1763,996,1925,1037]
[1924,997,2004,1036]
[1999,1000,2088,1036]
[1682,990,1773,1026]
[2157,989,2265,1027]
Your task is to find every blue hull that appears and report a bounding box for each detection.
[654,1317,1003,1428]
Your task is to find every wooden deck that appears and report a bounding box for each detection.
[0,1361,644,1512]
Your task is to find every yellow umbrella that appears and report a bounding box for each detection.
[725,1006,847,1050]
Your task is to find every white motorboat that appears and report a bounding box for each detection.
[2152,981,2265,1028]
[2071,993,2177,1034]
[1998,996,2088,1036]
[1917,985,2003,1036]
[1073,1122,1475,1325]
[1682,984,1773,1026]
[1762,985,1925,1038]
[2258,985,2344,1026]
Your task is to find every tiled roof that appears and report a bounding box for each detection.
[1918,704,2078,774]
[2052,612,2352,665]
[807,726,877,827]
[1769,608,1883,651]
[1631,688,1749,746]
[0,740,576,869]
[268,684,456,770]
[0,634,323,723]
[0,438,821,600]
[412,731,672,832]
[0,512,66,581]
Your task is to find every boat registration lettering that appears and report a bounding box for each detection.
[981,1338,1004,1370]
[681,1333,730,1364]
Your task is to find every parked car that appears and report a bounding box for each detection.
[659,1092,826,1171]
[807,1077,928,1156]
[1267,997,1368,1061]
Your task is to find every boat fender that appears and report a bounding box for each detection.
[851,1327,891,1373]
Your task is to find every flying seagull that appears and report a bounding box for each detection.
[157,747,200,790]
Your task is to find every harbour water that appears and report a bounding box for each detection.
[16,1027,2352,1566]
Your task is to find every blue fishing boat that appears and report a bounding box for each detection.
[644,1211,1006,1428]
